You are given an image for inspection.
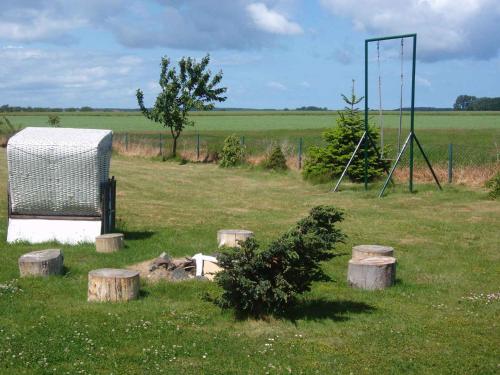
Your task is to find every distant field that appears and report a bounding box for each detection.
[3,111,500,133]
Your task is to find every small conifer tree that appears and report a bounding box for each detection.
[219,135,245,167]
[303,85,388,183]
[263,144,288,171]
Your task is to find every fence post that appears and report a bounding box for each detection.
[448,143,453,184]
[298,137,303,169]
[197,132,200,160]
[159,133,163,156]
[240,135,245,146]
[125,133,129,151]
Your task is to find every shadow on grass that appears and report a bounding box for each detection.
[122,230,156,241]
[223,298,376,322]
[283,298,376,322]
[61,265,70,277]
[394,278,403,286]
[138,289,150,299]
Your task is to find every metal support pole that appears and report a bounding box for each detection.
[332,132,366,192]
[379,133,412,197]
[298,137,303,169]
[414,135,442,190]
[197,132,200,160]
[364,40,369,190]
[409,34,417,193]
[448,143,453,183]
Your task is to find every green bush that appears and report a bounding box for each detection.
[302,91,388,183]
[219,134,245,167]
[47,114,61,127]
[0,116,22,147]
[485,172,500,199]
[262,144,288,171]
[214,205,345,317]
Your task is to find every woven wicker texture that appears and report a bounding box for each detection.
[7,127,112,216]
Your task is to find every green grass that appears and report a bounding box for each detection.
[3,110,500,132]
[0,150,499,374]
[5,111,499,166]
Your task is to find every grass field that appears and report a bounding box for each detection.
[4,111,500,133]
[1,150,499,374]
[4,112,499,166]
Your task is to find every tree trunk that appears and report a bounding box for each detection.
[88,268,140,302]
[18,249,64,277]
[347,256,396,290]
[95,233,124,253]
[172,136,177,157]
[352,245,394,260]
[217,229,254,248]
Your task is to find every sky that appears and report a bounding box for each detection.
[0,0,499,109]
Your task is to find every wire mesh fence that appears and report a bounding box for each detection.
[112,132,499,185]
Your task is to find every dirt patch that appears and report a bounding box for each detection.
[126,253,222,283]
[127,255,197,283]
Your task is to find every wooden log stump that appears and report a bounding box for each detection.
[95,233,124,253]
[347,256,396,290]
[88,268,139,302]
[217,229,254,248]
[352,245,394,260]
[18,249,64,277]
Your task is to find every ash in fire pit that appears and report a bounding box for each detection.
[127,252,222,283]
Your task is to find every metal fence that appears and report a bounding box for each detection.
[113,132,499,181]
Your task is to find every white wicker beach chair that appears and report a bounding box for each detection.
[6,127,114,244]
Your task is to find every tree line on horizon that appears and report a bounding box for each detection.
[453,95,500,111]
[1,96,499,113]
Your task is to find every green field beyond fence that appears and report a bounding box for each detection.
[4,110,500,132]
[3,111,500,170]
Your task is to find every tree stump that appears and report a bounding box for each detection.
[217,229,254,248]
[352,245,394,260]
[95,233,124,253]
[18,249,64,277]
[347,256,396,290]
[88,268,140,302]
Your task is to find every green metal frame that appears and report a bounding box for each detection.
[334,33,441,195]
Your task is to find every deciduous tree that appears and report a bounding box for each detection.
[136,54,227,157]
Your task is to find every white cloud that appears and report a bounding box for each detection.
[0,1,123,44]
[247,3,303,35]
[0,47,145,107]
[267,81,287,90]
[300,81,311,88]
[416,76,431,87]
[0,1,303,50]
[320,0,500,61]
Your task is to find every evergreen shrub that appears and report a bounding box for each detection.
[214,205,345,317]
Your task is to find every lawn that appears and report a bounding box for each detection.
[0,150,499,374]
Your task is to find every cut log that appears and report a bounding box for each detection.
[95,233,124,253]
[347,256,396,290]
[352,245,394,260]
[217,229,254,248]
[88,268,139,302]
[18,249,64,277]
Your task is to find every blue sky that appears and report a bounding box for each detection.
[0,0,498,109]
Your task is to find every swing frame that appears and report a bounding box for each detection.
[333,33,442,196]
